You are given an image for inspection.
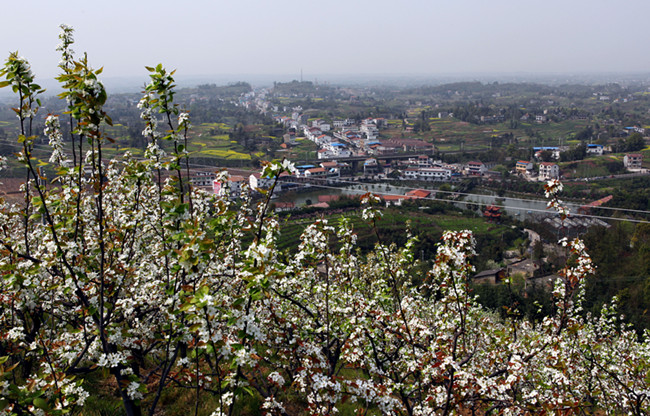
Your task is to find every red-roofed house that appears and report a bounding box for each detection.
[317,149,335,159]
[315,134,331,145]
[318,194,340,203]
[405,189,431,199]
[483,205,502,222]
[539,162,559,180]
[274,202,295,212]
[467,161,487,176]
[381,194,409,206]
[213,175,246,198]
[304,167,327,177]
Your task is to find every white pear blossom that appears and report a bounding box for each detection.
[44,114,67,166]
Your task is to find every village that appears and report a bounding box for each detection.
[191,107,647,208]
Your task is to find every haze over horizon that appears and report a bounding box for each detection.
[3,0,650,89]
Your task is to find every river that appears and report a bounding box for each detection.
[276,182,578,221]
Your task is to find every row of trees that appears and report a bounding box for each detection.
[1,27,649,415]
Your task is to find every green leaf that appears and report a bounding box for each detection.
[250,287,263,301]
[204,344,215,355]
[198,285,209,297]
[33,397,50,410]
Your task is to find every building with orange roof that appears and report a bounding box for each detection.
[405,189,431,199]
[304,167,327,177]
[516,160,533,175]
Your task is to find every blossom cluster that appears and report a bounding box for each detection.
[55,24,74,70]
[44,115,66,166]
[545,178,570,218]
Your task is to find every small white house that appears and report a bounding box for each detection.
[586,144,604,155]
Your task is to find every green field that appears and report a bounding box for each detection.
[380,116,590,152]
[276,206,509,254]
[198,149,251,160]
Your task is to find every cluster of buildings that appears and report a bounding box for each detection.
[191,145,645,202]
[513,160,559,181]
[527,143,646,179]
[274,112,434,160]
[393,157,495,182]
[513,151,644,182]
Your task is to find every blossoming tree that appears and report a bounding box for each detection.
[0,26,649,416]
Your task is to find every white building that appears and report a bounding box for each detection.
[213,175,246,199]
[403,167,451,181]
[419,167,452,181]
[539,162,560,180]
[586,144,604,155]
[314,134,332,146]
[466,161,487,176]
[624,153,643,169]
[304,167,327,177]
[360,124,379,140]
[190,171,216,187]
[312,119,331,132]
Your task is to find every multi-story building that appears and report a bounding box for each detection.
[213,175,246,199]
[539,162,559,180]
[624,153,643,169]
[402,167,452,181]
[466,161,487,176]
[516,160,533,175]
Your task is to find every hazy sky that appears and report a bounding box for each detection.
[3,0,650,84]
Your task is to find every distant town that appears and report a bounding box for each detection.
[2,78,650,294]
[157,81,650,214]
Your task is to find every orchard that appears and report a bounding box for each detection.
[0,26,648,415]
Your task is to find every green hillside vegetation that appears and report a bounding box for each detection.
[273,198,524,273]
